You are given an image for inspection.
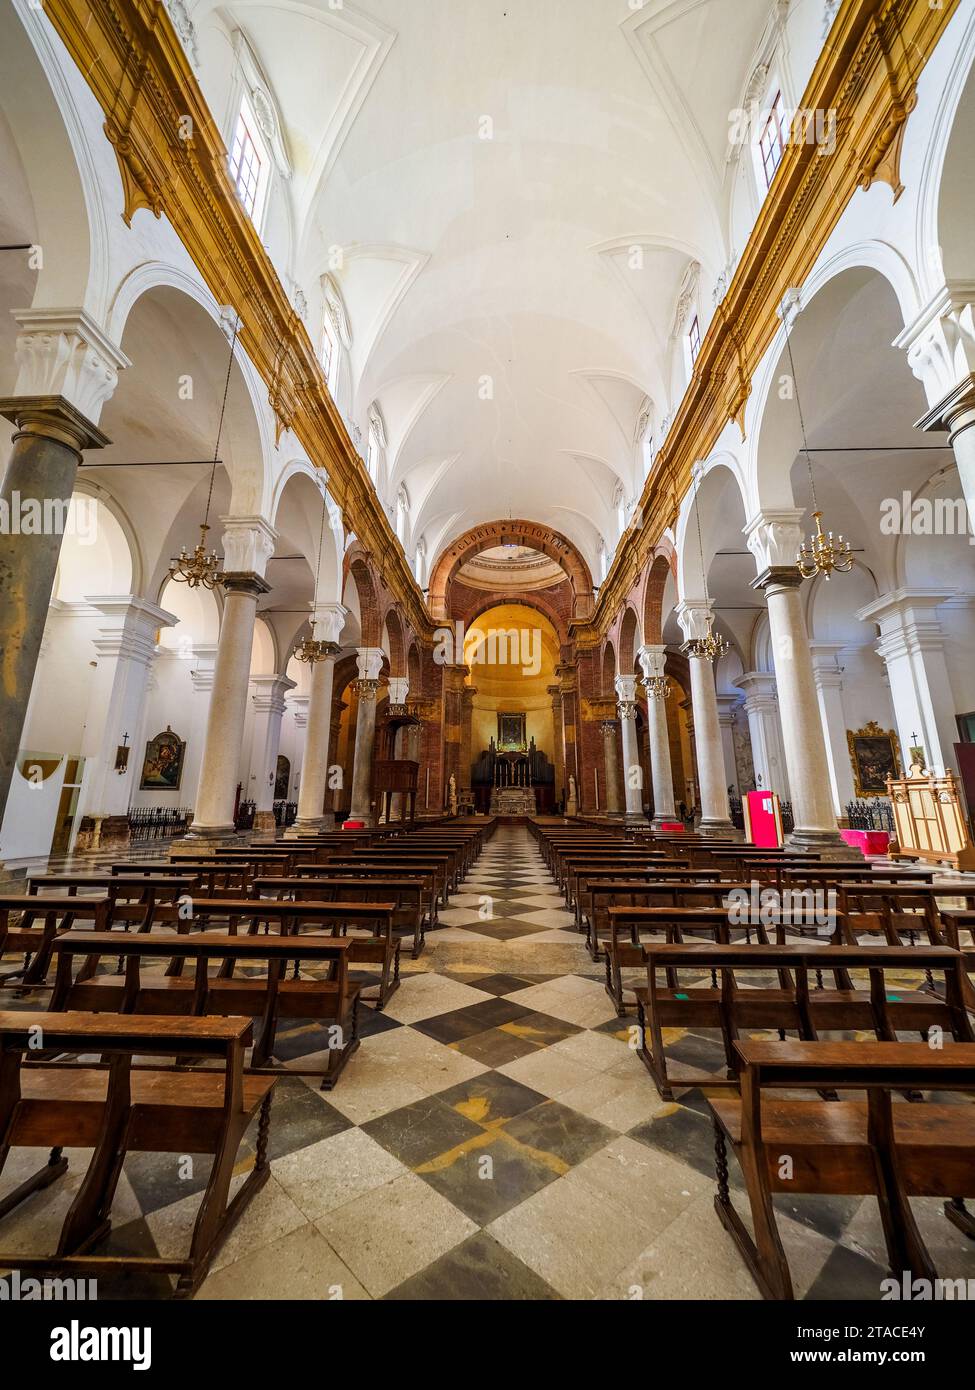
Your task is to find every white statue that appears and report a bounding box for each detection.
[566,774,578,818]
[448,773,458,816]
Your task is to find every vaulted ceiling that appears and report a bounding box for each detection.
[191,0,789,574]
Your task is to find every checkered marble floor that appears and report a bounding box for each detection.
[3,825,975,1301]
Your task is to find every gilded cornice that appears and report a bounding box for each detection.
[569,0,957,644]
[42,0,431,637]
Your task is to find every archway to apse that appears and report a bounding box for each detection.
[428,520,594,622]
[464,604,561,813]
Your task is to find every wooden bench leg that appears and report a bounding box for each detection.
[634,996,673,1100]
[56,1058,131,1258]
[320,998,361,1091]
[712,1122,794,1300]
[176,1102,268,1300]
[944,1197,975,1240]
[868,1090,938,1284]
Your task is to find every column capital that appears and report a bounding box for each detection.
[387,676,410,705]
[614,674,638,719]
[189,644,219,692]
[86,594,178,665]
[734,670,779,711]
[0,395,110,454]
[675,599,713,644]
[10,307,129,425]
[894,281,975,421]
[637,643,667,680]
[356,646,385,682]
[220,516,277,578]
[715,693,742,725]
[311,601,347,644]
[743,508,805,576]
[290,695,310,729]
[250,673,297,715]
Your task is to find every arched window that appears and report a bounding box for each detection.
[229,94,272,227]
[321,309,339,387]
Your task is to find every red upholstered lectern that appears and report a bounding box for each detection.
[743,790,784,848]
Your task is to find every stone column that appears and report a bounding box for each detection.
[386,675,410,823]
[178,520,275,845]
[807,643,857,815]
[460,686,477,792]
[557,664,579,809]
[440,664,468,810]
[735,672,791,799]
[715,694,742,795]
[0,313,128,837]
[615,675,644,822]
[288,602,346,835]
[856,590,960,776]
[289,695,309,799]
[599,719,623,816]
[349,647,384,824]
[638,644,677,827]
[745,511,849,856]
[75,596,177,849]
[248,674,296,839]
[676,602,734,836]
[547,684,565,809]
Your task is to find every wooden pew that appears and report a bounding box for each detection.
[111,861,253,894]
[285,861,440,928]
[709,1040,975,1300]
[0,896,111,986]
[320,856,449,907]
[173,896,400,1010]
[0,1010,274,1298]
[254,875,427,960]
[49,930,360,1087]
[589,881,745,965]
[633,941,973,1099]
[574,866,722,939]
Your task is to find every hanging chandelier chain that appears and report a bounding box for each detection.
[784,319,819,513]
[203,314,241,530]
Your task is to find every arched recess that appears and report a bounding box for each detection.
[643,550,675,646]
[601,642,617,696]
[455,591,570,648]
[0,3,103,315]
[343,552,381,647]
[105,270,274,517]
[52,488,140,600]
[269,461,344,605]
[428,520,595,622]
[407,641,422,695]
[675,456,749,602]
[382,606,406,674]
[617,607,641,675]
[920,14,975,291]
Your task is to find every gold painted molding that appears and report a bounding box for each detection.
[572,0,957,643]
[41,0,431,636]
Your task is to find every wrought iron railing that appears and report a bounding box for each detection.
[845,799,894,832]
[127,806,191,841]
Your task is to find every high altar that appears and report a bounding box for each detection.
[471,715,555,815]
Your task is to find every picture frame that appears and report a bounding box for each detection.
[847,720,901,798]
[140,726,186,790]
[497,712,527,751]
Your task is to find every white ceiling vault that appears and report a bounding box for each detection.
[189,0,815,578]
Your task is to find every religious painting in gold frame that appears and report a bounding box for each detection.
[847,720,901,798]
[497,713,527,752]
[140,726,186,790]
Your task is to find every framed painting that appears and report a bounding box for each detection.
[847,721,901,798]
[140,727,186,791]
[497,712,527,751]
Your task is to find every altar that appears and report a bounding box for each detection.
[490,786,538,815]
[472,714,555,814]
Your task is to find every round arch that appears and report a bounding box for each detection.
[617,606,641,675]
[428,519,595,622]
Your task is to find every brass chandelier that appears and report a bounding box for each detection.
[293,488,332,664]
[169,315,240,590]
[686,466,730,664]
[785,323,854,581]
[645,674,672,700]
